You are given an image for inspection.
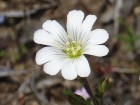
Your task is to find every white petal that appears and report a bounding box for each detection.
[33,29,54,45]
[42,20,67,43]
[66,10,84,41]
[75,56,90,77]
[34,29,65,48]
[61,60,77,80]
[35,47,65,65]
[89,29,109,44]
[80,15,97,39]
[43,59,65,75]
[84,45,109,57]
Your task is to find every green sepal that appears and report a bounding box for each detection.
[97,76,113,93]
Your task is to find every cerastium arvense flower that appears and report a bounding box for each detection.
[33,10,109,80]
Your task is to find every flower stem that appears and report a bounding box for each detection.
[28,84,42,105]
[81,78,99,105]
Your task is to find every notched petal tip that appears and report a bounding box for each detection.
[33,29,51,45]
[96,46,109,57]
[67,10,84,21]
[35,49,47,65]
[88,14,97,20]
[84,45,109,57]
[80,14,97,36]
[86,14,97,24]
[62,71,77,80]
[79,70,90,77]
[63,76,77,80]
[42,20,52,30]
[89,29,109,44]
[99,29,109,41]
[104,46,109,56]
[68,9,84,14]
[33,29,42,43]
[35,55,43,65]
[98,46,109,57]
[43,60,62,76]
[35,47,57,65]
[61,61,77,80]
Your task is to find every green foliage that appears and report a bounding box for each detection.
[117,18,140,52]
[0,43,27,63]
[64,89,93,105]
[0,50,6,58]
[19,43,27,56]
[64,76,113,105]
[8,47,20,63]
[94,76,113,104]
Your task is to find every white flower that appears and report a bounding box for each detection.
[33,10,109,80]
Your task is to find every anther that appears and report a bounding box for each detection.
[76,46,81,50]
[66,42,70,46]
[66,48,70,51]
[72,41,76,44]
[72,51,76,55]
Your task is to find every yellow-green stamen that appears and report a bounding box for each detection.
[64,41,83,58]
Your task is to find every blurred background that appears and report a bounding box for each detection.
[0,0,140,105]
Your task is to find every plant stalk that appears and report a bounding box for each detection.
[28,84,42,105]
[81,78,99,105]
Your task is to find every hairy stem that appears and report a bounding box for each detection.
[81,78,99,105]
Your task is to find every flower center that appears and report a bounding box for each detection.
[64,41,83,58]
